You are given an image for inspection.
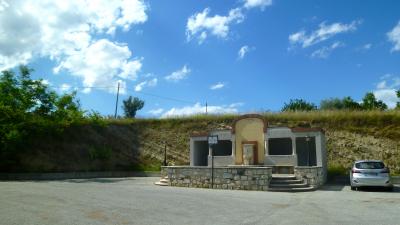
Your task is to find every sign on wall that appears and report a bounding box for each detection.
[208,135,218,145]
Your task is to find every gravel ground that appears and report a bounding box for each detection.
[0,177,399,225]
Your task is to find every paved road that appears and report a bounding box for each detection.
[0,177,399,225]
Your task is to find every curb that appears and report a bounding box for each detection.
[0,171,161,181]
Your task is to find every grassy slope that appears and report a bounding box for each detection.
[4,111,400,174]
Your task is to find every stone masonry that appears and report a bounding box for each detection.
[294,166,326,187]
[162,166,273,191]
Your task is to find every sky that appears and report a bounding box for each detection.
[0,0,400,117]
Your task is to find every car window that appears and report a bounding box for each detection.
[355,162,384,169]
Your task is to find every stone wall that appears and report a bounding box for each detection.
[162,166,272,191]
[294,166,326,187]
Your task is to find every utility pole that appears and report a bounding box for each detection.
[114,82,120,119]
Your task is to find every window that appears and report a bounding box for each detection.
[268,138,293,155]
[355,162,384,169]
[213,140,232,156]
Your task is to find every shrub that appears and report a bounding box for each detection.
[88,146,112,160]
[282,99,317,112]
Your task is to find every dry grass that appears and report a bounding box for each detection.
[3,110,399,173]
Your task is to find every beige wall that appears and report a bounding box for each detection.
[234,118,265,164]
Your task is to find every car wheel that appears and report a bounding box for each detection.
[351,186,356,191]
[386,186,394,192]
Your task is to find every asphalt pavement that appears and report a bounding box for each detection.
[0,177,399,225]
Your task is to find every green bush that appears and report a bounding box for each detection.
[88,146,112,160]
[328,164,349,177]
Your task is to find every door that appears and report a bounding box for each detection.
[296,137,317,166]
[242,141,258,165]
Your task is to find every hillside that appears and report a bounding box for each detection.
[1,111,400,174]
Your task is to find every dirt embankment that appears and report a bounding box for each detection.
[2,112,400,173]
[326,130,400,172]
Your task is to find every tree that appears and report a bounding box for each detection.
[342,96,362,110]
[396,90,400,109]
[320,96,362,111]
[320,98,344,110]
[0,66,83,153]
[122,96,144,118]
[361,92,387,110]
[281,99,317,112]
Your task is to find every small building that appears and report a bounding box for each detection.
[161,114,327,191]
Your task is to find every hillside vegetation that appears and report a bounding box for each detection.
[2,111,400,174]
[1,67,399,174]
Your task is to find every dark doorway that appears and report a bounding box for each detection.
[193,141,209,166]
[296,137,317,166]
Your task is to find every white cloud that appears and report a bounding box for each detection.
[210,82,225,90]
[40,79,50,86]
[311,42,344,58]
[186,8,244,43]
[238,45,250,59]
[148,108,164,116]
[243,0,272,10]
[54,39,142,93]
[165,65,191,82]
[289,20,361,48]
[363,43,372,50]
[228,102,244,108]
[161,102,240,118]
[373,74,400,108]
[60,83,71,92]
[387,21,400,52]
[135,78,157,91]
[0,0,148,93]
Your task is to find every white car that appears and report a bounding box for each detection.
[350,160,393,191]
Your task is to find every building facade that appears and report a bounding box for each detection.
[161,114,327,191]
[190,115,327,173]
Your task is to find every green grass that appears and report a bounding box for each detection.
[2,110,400,173]
[328,164,349,177]
[132,164,161,172]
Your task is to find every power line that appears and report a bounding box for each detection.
[134,90,197,104]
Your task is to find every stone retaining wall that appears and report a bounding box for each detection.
[294,166,326,187]
[162,166,272,191]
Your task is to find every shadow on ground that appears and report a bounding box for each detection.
[353,186,400,193]
[62,178,138,183]
[318,185,400,193]
[318,185,346,191]
[0,177,138,184]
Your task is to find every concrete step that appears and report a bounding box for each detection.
[154,181,168,186]
[268,186,315,192]
[154,177,169,186]
[270,179,304,185]
[269,183,309,188]
[271,175,297,180]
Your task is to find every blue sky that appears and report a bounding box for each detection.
[1,0,400,117]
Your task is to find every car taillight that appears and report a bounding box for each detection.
[381,168,390,173]
[352,169,361,173]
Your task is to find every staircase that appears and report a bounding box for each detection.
[154,176,169,186]
[268,174,315,192]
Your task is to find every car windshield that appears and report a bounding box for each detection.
[355,162,385,169]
